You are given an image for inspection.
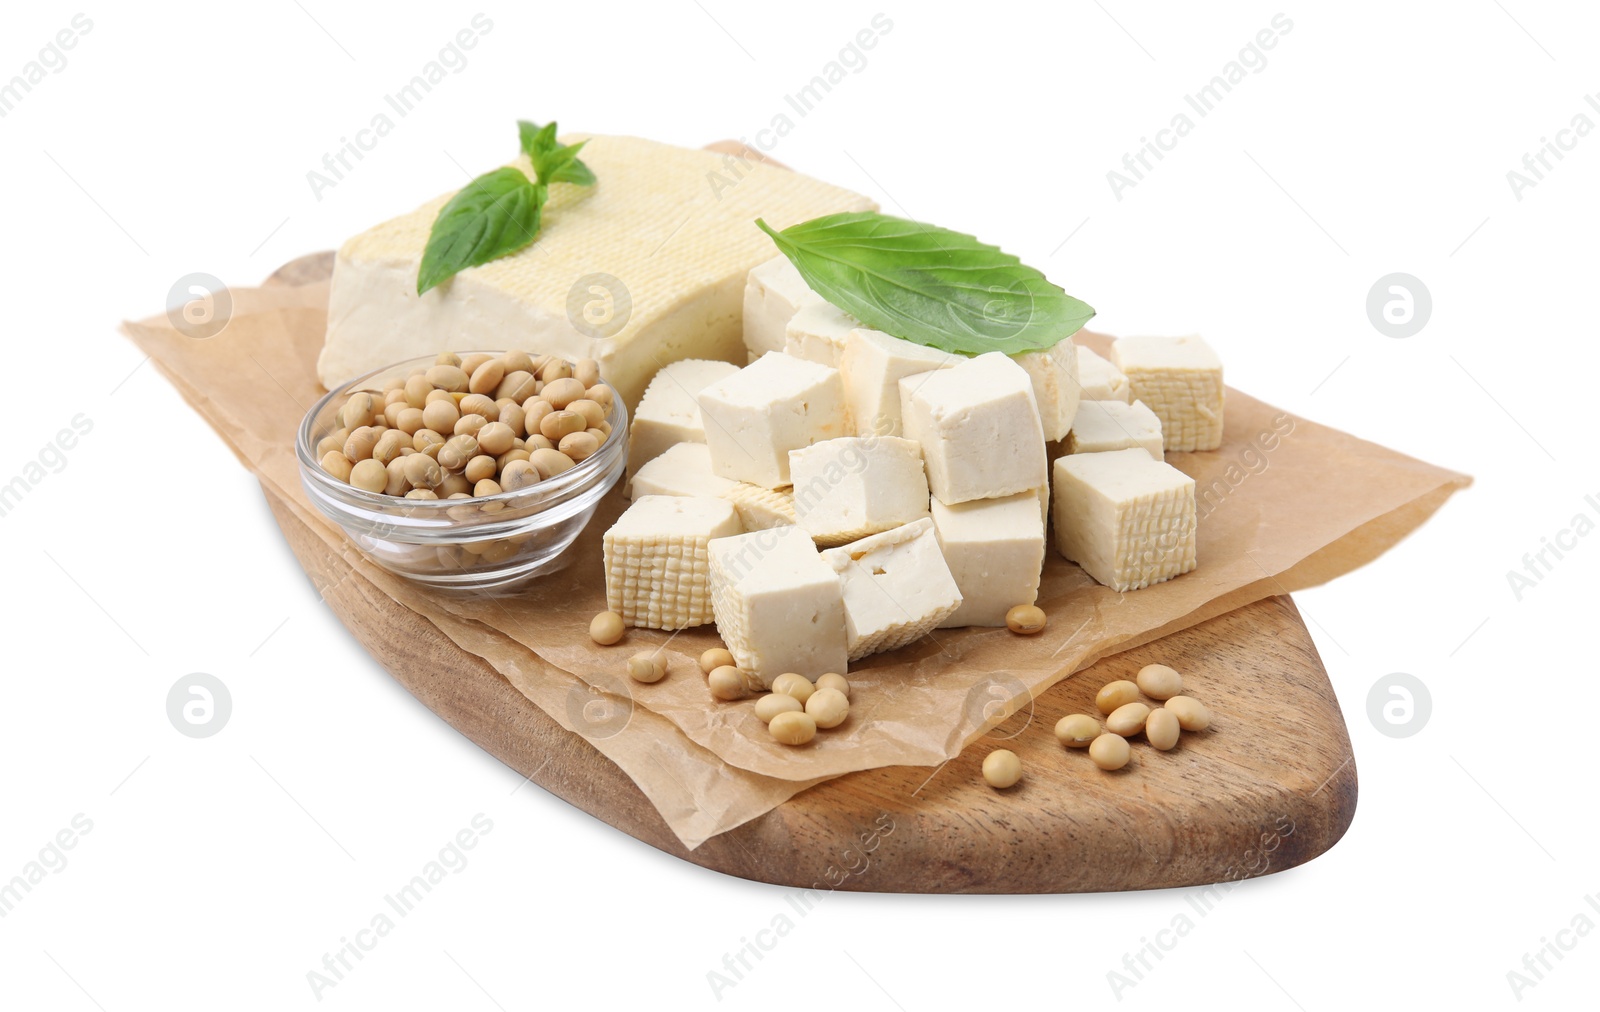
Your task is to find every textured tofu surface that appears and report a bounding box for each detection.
[899,352,1048,506]
[699,352,849,489]
[742,255,812,361]
[1011,341,1081,442]
[627,359,740,476]
[1076,345,1131,402]
[628,442,739,500]
[820,518,962,660]
[789,436,929,545]
[1066,399,1165,460]
[604,495,743,629]
[839,328,955,438]
[708,525,847,683]
[1110,336,1224,452]
[320,135,873,402]
[930,490,1046,627]
[782,293,859,368]
[1051,449,1197,592]
[721,482,798,531]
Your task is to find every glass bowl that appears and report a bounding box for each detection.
[296,353,628,592]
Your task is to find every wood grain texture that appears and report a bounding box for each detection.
[263,247,1358,892]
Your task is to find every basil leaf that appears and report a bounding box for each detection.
[519,120,558,161]
[417,167,543,295]
[537,140,595,186]
[756,212,1095,356]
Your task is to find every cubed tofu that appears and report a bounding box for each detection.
[1109,336,1224,452]
[708,525,848,684]
[898,352,1048,506]
[1077,345,1130,402]
[699,352,849,489]
[1065,399,1164,460]
[627,359,741,476]
[782,293,859,368]
[930,491,1047,627]
[1052,449,1197,592]
[820,518,962,660]
[603,495,743,629]
[1011,341,1080,442]
[743,255,813,361]
[722,482,798,531]
[789,436,930,547]
[628,442,740,500]
[839,328,956,437]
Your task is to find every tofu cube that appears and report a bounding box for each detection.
[789,436,929,547]
[899,352,1047,506]
[820,518,962,660]
[722,482,798,531]
[604,496,743,629]
[627,359,741,476]
[708,525,848,684]
[1077,345,1130,402]
[1066,399,1165,460]
[782,293,859,368]
[1109,336,1224,451]
[1052,449,1197,592]
[930,490,1047,627]
[838,328,955,437]
[628,442,740,500]
[742,255,812,361]
[1011,341,1080,442]
[699,352,849,489]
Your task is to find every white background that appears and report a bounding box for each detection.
[2,1,1596,1009]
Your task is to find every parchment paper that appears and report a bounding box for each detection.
[122,269,1469,846]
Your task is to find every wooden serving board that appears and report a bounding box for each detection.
[263,251,1357,893]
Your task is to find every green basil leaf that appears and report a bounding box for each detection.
[417,167,544,295]
[755,212,1095,356]
[537,140,595,186]
[516,119,544,160]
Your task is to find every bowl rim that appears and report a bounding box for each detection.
[296,351,629,511]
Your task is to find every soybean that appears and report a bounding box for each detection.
[1136,664,1183,700]
[805,688,850,729]
[589,611,625,646]
[982,749,1023,788]
[1005,604,1047,635]
[770,673,814,705]
[1089,733,1131,771]
[1095,680,1140,715]
[768,710,817,746]
[815,672,850,699]
[1145,708,1181,750]
[1054,713,1099,748]
[1105,702,1151,737]
[754,693,803,723]
[1166,696,1212,732]
[626,651,668,684]
[708,665,750,701]
[700,648,736,675]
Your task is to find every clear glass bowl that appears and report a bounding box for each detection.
[296,353,627,592]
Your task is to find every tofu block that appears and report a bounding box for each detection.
[628,442,739,500]
[320,135,874,405]
[838,328,955,437]
[1066,399,1164,460]
[722,482,798,531]
[899,352,1048,506]
[1052,449,1197,592]
[783,293,859,368]
[789,436,930,547]
[1077,345,1130,402]
[929,491,1046,628]
[627,359,741,475]
[743,255,813,361]
[708,525,848,684]
[1109,336,1224,451]
[699,352,849,489]
[1011,341,1080,442]
[820,519,962,660]
[604,496,743,629]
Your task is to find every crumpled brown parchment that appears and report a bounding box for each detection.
[122,265,1470,847]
